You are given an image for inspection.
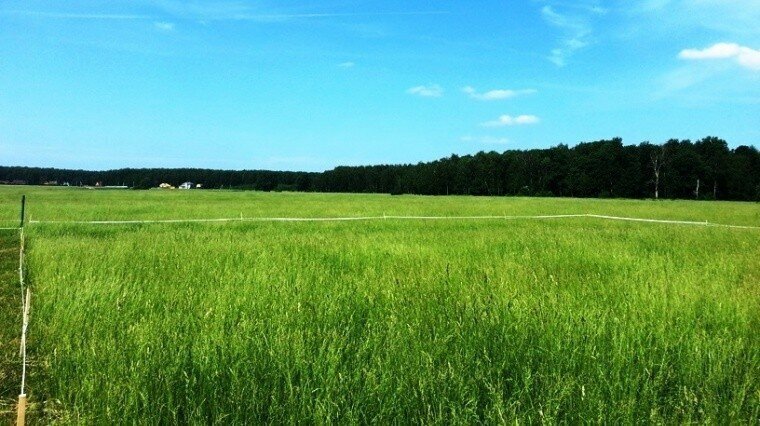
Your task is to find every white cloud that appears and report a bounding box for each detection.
[153,21,175,31]
[679,43,760,71]
[541,5,580,30]
[630,0,760,37]
[637,0,672,12]
[540,5,594,67]
[407,84,443,98]
[462,86,536,101]
[481,115,540,127]
[657,65,717,94]
[460,135,510,145]
[680,43,741,60]
[338,61,355,68]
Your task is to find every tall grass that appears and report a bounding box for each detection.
[23,213,760,423]
[0,229,21,423]
[1,186,759,226]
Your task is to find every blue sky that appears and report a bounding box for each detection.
[1,0,758,171]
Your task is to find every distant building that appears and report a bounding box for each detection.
[179,182,193,189]
[159,183,175,189]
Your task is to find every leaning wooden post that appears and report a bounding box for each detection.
[20,195,26,228]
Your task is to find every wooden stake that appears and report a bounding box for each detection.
[18,290,30,426]
[16,394,27,426]
[20,195,26,228]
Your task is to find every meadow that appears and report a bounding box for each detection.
[0,187,758,423]
[0,227,21,422]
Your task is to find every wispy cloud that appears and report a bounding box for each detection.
[460,135,511,145]
[462,86,536,101]
[407,85,444,98]
[630,0,760,37]
[654,43,759,97]
[679,43,760,71]
[338,61,355,68]
[153,21,175,31]
[540,5,593,67]
[481,115,540,127]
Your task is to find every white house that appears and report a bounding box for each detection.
[179,182,194,189]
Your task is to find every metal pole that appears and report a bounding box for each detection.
[20,195,26,228]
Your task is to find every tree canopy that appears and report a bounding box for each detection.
[2,137,758,201]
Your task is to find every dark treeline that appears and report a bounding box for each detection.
[2,137,759,200]
[0,167,314,192]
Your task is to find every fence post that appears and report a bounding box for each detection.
[16,394,26,426]
[17,288,30,426]
[20,195,26,228]
[17,199,29,425]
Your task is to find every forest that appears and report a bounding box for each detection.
[3,137,759,201]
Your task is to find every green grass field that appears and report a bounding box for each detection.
[1,187,759,423]
[0,227,21,423]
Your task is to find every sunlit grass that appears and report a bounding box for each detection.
[0,229,20,423]
[1,186,759,226]
[1,187,757,422]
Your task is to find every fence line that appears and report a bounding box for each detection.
[27,214,587,225]
[30,216,384,225]
[20,287,30,389]
[585,214,760,230]
[5,208,758,424]
[17,225,29,425]
[19,227,26,347]
[383,214,588,220]
[25,213,760,230]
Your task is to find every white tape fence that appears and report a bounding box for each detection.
[25,213,760,230]
[17,226,30,425]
